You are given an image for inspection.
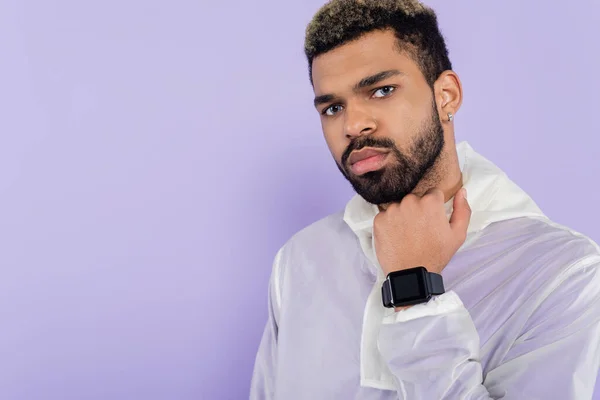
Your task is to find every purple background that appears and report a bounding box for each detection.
[1,0,599,399]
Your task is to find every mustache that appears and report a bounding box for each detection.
[341,136,397,167]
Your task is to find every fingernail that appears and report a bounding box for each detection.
[462,188,468,200]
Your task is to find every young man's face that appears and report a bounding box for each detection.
[311,29,445,205]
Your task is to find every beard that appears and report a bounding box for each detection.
[337,100,445,205]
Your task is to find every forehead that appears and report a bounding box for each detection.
[311,30,422,95]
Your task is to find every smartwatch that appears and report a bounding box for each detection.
[381,266,445,308]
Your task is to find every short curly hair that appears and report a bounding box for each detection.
[304,0,452,87]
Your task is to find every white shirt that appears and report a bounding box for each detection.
[250,141,600,399]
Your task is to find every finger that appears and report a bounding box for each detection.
[422,187,445,202]
[449,188,471,237]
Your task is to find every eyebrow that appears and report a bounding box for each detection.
[313,69,404,108]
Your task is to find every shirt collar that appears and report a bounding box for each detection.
[343,141,546,237]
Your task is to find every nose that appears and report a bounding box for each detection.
[343,105,376,139]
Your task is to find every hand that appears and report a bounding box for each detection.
[373,187,471,277]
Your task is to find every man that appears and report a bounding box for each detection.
[250,0,600,398]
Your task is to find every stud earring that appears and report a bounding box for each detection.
[447,112,454,122]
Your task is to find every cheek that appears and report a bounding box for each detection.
[381,100,418,135]
[322,124,346,162]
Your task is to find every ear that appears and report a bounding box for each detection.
[433,70,463,122]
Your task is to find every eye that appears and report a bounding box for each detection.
[323,104,344,116]
[373,86,396,98]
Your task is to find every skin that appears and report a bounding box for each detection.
[311,29,472,310]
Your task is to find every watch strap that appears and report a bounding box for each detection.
[427,272,445,295]
[381,280,393,308]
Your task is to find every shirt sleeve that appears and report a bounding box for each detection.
[377,258,600,399]
[249,249,283,400]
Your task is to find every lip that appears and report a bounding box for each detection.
[348,148,390,165]
[348,148,390,175]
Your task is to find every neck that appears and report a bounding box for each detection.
[378,145,463,211]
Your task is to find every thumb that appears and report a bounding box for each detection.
[449,188,471,237]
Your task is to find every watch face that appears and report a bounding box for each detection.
[389,267,427,303]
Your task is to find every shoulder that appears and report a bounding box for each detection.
[455,216,600,312]
[278,209,354,258]
[268,209,359,305]
[479,216,600,272]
